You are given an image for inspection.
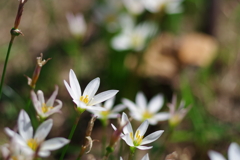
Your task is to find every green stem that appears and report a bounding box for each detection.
[101,119,108,156]
[128,147,136,160]
[0,35,15,99]
[60,114,81,160]
[102,146,114,160]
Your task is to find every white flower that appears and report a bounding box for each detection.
[168,95,191,127]
[122,92,169,125]
[64,69,119,113]
[120,153,149,160]
[141,0,183,14]
[1,138,33,160]
[112,113,164,150]
[66,12,87,38]
[31,86,62,119]
[122,0,145,15]
[111,21,157,51]
[5,110,70,158]
[89,97,126,120]
[208,142,240,160]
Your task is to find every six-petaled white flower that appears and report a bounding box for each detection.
[122,0,145,15]
[141,0,183,14]
[122,92,169,125]
[112,112,164,150]
[5,110,70,158]
[121,0,183,15]
[64,69,119,113]
[31,86,62,120]
[1,137,33,160]
[208,142,240,160]
[89,97,126,120]
[168,95,191,127]
[111,20,157,51]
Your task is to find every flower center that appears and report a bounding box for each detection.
[41,103,53,113]
[142,111,153,120]
[80,95,89,104]
[131,34,143,48]
[130,130,143,146]
[27,139,38,151]
[101,110,110,117]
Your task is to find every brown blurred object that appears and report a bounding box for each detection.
[165,147,193,160]
[130,32,218,81]
[138,33,179,79]
[178,33,218,67]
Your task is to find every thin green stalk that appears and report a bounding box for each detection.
[0,35,15,99]
[101,119,108,156]
[128,147,136,160]
[60,114,81,160]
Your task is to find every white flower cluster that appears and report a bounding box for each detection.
[1,69,191,159]
[122,0,184,15]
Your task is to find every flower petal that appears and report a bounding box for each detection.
[64,80,76,100]
[122,98,138,113]
[148,94,164,113]
[136,92,147,111]
[122,113,133,135]
[208,150,226,160]
[46,86,59,107]
[69,69,82,99]
[41,138,69,151]
[44,100,62,117]
[38,150,51,158]
[31,90,42,115]
[18,110,33,141]
[34,119,53,142]
[135,120,149,138]
[141,130,164,145]
[86,105,107,111]
[153,112,170,121]
[111,33,131,51]
[89,90,119,106]
[228,142,240,160]
[112,104,127,113]
[104,97,115,110]
[108,113,120,119]
[37,90,45,105]
[123,133,134,147]
[83,77,100,99]
[4,128,27,147]
[141,153,149,160]
[136,145,152,150]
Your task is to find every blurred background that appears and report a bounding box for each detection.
[0,0,240,159]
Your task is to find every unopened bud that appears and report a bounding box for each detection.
[10,28,23,36]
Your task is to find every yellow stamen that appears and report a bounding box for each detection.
[41,103,53,113]
[133,130,143,146]
[27,139,38,151]
[130,132,134,141]
[131,34,142,47]
[101,110,109,117]
[142,111,153,120]
[80,95,89,104]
